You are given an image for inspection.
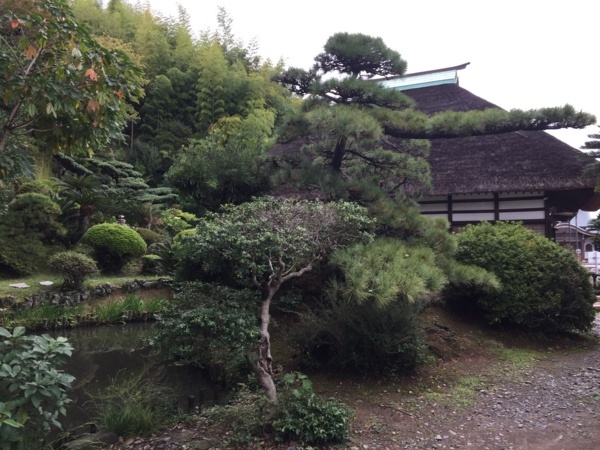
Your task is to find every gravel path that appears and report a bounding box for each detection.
[391,314,600,450]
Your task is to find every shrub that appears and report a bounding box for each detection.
[12,178,54,197]
[293,296,425,375]
[0,327,74,446]
[49,251,99,289]
[148,239,177,276]
[152,282,258,385]
[273,373,353,445]
[291,238,440,375]
[446,222,596,332]
[141,254,162,275]
[158,208,198,236]
[83,223,147,273]
[5,193,65,244]
[0,237,48,276]
[0,192,65,276]
[134,227,163,245]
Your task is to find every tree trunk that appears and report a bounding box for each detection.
[246,278,282,432]
[331,136,347,173]
[0,129,11,154]
[252,284,278,404]
[247,261,316,435]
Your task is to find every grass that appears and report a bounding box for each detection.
[8,304,85,328]
[0,274,161,303]
[0,271,171,330]
[423,384,476,409]
[2,293,168,330]
[0,274,63,301]
[496,347,545,369]
[90,370,172,437]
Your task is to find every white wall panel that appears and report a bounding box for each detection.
[453,212,495,221]
[499,211,545,220]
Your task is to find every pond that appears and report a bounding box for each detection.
[48,323,224,430]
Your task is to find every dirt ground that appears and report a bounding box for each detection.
[104,305,600,450]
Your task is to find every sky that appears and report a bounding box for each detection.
[146,0,600,148]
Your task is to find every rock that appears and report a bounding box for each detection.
[63,431,118,449]
[0,295,17,308]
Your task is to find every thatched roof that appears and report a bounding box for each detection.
[271,81,598,209]
[403,84,597,198]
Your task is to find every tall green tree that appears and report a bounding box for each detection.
[275,33,596,200]
[0,0,143,171]
[132,7,171,79]
[196,40,228,133]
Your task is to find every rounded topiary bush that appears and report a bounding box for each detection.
[49,251,98,289]
[83,223,147,273]
[134,227,163,245]
[7,192,65,244]
[141,254,162,275]
[445,221,596,333]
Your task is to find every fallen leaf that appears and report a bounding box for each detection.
[11,19,19,28]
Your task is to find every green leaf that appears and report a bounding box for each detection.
[46,103,56,118]
[30,396,41,410]
[17,37,30,52]
[1,419,23,429]
[25,103,38,117]
[12,327,26,338]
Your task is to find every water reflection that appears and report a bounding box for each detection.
[49,323,221,429]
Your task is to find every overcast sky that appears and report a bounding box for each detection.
[146,0,599,148]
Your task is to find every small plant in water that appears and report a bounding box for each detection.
[92,300,127,324]
[90,370,171,437]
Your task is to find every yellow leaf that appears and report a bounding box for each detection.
[24,45,37,59]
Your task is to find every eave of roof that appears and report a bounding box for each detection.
[378,62,471,91]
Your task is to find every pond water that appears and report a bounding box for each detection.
[48,323,223,430]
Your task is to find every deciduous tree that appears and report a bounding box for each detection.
[0,0,143,170]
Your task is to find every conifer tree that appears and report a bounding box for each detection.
[275,33,595,200]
